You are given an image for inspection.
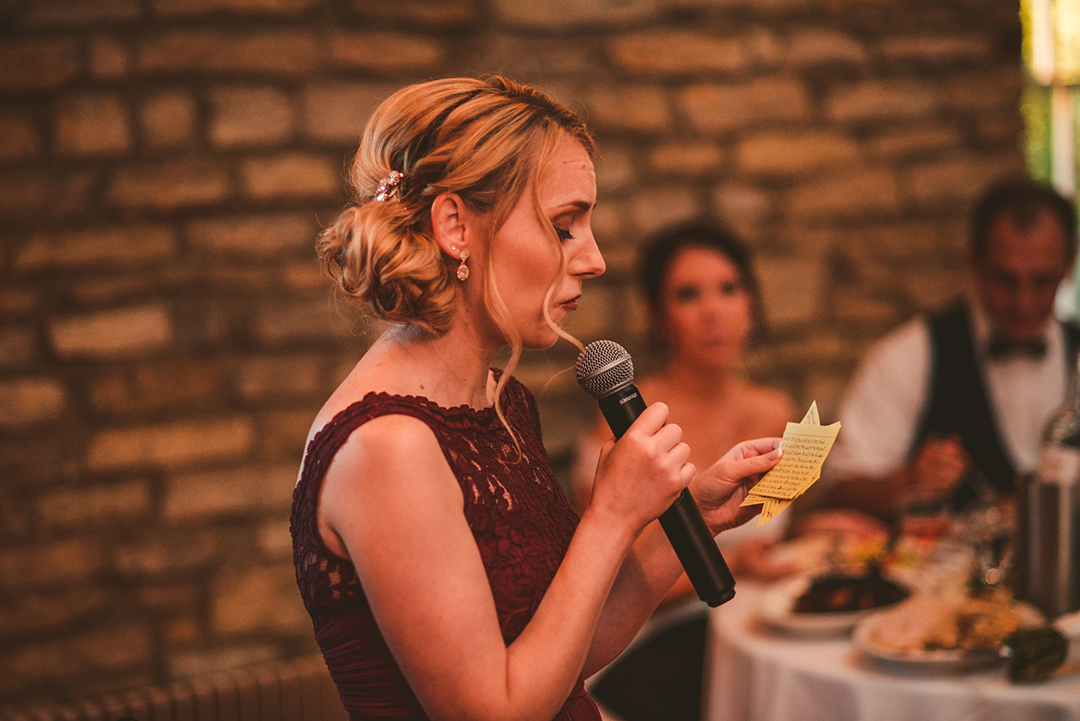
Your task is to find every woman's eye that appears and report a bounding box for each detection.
[673,287,700,303]
[555,227,574,241]
[719,281,742,296]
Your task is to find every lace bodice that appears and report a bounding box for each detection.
[290,374,599,720]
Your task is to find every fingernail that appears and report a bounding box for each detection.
[769,447,783,461]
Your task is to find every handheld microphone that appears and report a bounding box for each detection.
[575,339,736,607]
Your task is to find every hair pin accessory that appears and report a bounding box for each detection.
[374,170,404,202]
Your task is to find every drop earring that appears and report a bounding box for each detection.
[456,249,470,281]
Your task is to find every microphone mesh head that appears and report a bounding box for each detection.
[575,340,635,399]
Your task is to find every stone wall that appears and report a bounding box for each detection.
[0,0,1027,709]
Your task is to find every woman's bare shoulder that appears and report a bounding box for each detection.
[742,383,797,427]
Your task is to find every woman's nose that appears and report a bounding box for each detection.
[571,232,606,279]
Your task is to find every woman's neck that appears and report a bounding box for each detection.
[657,354,742,402]
[362,323,498,410]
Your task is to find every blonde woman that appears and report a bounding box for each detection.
[290,76,781,721]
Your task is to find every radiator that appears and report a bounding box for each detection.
[1,654,349,721]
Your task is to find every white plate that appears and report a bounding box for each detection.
[758,573,908,637]
[852,601,1045,672]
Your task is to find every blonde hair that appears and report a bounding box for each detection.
[317,76,596,431]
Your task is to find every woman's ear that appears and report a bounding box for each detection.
[431,192,468,259]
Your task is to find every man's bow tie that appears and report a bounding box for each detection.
[987,335,1047,359]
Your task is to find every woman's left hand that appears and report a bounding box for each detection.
[689,437,782,534]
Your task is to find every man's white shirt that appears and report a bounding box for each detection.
[825,298,1068,483]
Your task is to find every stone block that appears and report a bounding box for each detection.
[139,91,198,149]
[905,266,970,310]
[609,30,747,76]
[137,29,319,76]
[647,140,726,176]
[869,125,963,159]
[495,0,658,27]
[786,168,902,220]
[0,39,80,90]
[258,408,316,460]
[471,37,595,79]
[0,378,66,427]
[152,0,320,17]
[113,530,225,577]
[975,115,1026,145]
[0,589,110,642]
[70,623,154,671]
[36,480,152,531]
[785,28,866,67]
[109,160,231,210]
[209,86,294,148]
[0,539,108,593]
[0,286,42,318]
[49,304,173,360]
[346,0,479,26]
[257,519,293,558]
[736,130,860,177]
[628,185,705,237]
[903,156,1023,208]
[19,0,142,26]
[825,80,939,123]
[234,354,322,401]
[0,169,96,219]
[163,463,297,520]
[87,416,255,471]
[211,564,309,634]
[0,111,42,160]
[15,225,176,273]
[328,31,444,73]
[580,84,670,132]
[302,82,394,144]
[0,325,38,368]
[239,153,340,200]
[167,644,279,681]
[283,259,328,292]
[880,33,994,64]
[55,92,132,157]
[711,183,774,235]
[186,212,315,257]
[90,35,130,78]
[756,255,825,327]
[163,616,202,646]
[681,77,812,133]
[253,297,342,345]
[136,582,201,614]
[941,69,1024,112]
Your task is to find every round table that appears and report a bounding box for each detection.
[703,581,1080,721]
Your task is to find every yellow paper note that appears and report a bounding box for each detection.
[740,402,840,526]
[757,497,793,527]
[751,421,840,500]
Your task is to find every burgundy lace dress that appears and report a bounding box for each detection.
[291,374,601,720]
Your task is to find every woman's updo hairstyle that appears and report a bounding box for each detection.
[317,75,596,334]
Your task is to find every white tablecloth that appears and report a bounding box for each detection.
[703,582,1080,721]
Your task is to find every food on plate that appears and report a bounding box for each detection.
[867,587,1024,652]
[793,564,909,614]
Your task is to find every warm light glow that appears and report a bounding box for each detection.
[1055,0,1080,85]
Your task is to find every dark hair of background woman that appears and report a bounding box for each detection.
[638,220,766,337]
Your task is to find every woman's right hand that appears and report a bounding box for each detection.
[586,402,695,536]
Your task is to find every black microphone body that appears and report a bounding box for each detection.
[580,342,737,607]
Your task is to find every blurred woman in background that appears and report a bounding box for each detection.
[571,221,796,721]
